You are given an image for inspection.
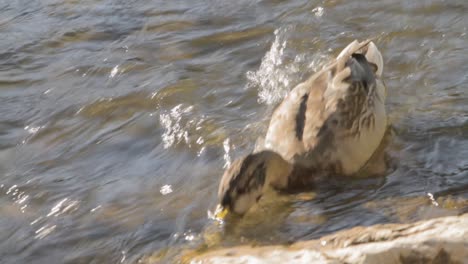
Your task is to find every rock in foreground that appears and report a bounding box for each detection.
[192,213,467,264]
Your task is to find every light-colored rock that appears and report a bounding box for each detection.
[191,213,468,264]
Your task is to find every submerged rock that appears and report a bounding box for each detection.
[191,213,468,264]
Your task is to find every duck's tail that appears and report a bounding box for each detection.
[336,40,383,78]
[345,53,376,85]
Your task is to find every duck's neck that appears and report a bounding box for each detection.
[263,152,292,189]
[286,166,322,191]
[261,151,318,191]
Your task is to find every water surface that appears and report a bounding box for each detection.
[0,0,467,263]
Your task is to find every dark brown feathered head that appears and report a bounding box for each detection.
[217,150,291,215]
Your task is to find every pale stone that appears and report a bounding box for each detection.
[192,213,468,264]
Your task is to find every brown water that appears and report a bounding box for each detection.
[1,0,467,263]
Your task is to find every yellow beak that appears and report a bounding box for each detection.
[214,204,229,220]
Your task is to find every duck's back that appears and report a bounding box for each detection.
[263,40,387,176]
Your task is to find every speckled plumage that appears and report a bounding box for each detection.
[263,40,387,176]
[218,40,388,215]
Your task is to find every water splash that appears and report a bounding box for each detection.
[24,125,42,134]
[312,6,324,17]
[159,104,194,149]
[196,136,206,157]
[222,138,231,168]
[110,65,120,78]
[120,250,127,263]
[427,193,439,207]
[246,28,288,105]
[160,184,173,195]
[183,230,197,241]
[246,28,328,105]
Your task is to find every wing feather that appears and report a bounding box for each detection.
[264,40,382,173]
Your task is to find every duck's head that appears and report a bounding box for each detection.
[217,150,292,215]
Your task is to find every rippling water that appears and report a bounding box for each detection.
[1,0,467,263]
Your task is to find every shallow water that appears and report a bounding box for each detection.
[0,0,467,263]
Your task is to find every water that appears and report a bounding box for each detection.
[1,0,467,263]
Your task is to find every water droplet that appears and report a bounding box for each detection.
[223,138,231,168]
[110,65,119,78]
[427,193,439,206]
[159,104,195,149]
[24,126,41,134]
[160,185,173,195]
[312,6,324,17]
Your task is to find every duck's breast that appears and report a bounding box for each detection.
[333,97,387,175]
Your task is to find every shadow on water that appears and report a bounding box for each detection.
[0,0,467,263]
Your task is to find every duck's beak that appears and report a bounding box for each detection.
[214,204,229,220]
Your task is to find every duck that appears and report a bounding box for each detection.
[217,40,387,215]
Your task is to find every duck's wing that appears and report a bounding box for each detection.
[264,40,382,170]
